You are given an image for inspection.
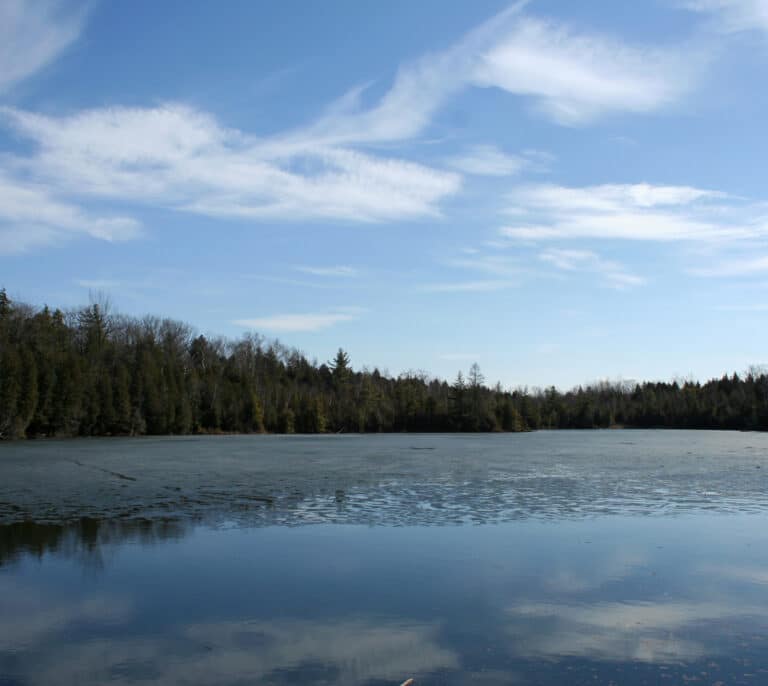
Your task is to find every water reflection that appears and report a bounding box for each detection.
[9,619,457,686]
[506,601,735,663]
[0,574,131,654]
[0,518,190,569]
[1,515,768,685]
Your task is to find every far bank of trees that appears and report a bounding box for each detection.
[1,289,767,439]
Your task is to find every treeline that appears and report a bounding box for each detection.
[0,290,526,439]
[1,289,767,439]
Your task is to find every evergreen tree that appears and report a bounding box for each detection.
[2,290,768,439]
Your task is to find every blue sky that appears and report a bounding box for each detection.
[2,0,768,389]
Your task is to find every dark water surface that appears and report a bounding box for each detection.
[2,431,768,685]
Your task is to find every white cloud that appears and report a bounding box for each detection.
[0,0,85,94]
[422,254,528,294]
[445,254,524,276]
[539,247,602,270]
[690,254,768,276]
[682,0,768,33]
[716,302,768,311]
[0,4,712,253]
[440,244,643,291]
[447,145,526,176]
[0,104,461,230]
[501,183,764,242]
[234,309,363,333]
[295,265,359,277]
[472,17,700,125]
[422,279,518,293]
[539,248,646,288]
[275,4,530,149]
[0,172,141,254]
[287,4,697,143]
[75,279,121,290]
[513,183,720,214]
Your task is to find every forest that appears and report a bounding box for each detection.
[1,289,767,439]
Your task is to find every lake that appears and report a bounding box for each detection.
[2,431,768,685]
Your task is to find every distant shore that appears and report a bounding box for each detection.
[3,290,767,440]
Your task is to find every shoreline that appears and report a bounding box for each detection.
[3,425,767,444]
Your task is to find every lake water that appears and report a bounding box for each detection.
[2,431,768,685]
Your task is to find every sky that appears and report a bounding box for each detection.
[2,0,768,389]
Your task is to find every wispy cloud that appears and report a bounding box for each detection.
[421,279,518,293]
[274,4,530,149]
[240,274,348,290]
[539,248,645,288]
[0,3,716,254]
[715,303,768,311]
[441,244,643,292]
[445,254,525,277]
[446,145,526,176]
[75,279,121,290]
[0,172,140,255]
[234,308,364,333]
[0,1,716,255]
[501,183,764,242]
[690,254,768,276]
[294,265,359,277]
[291,3,699,143]
[471,16,702,125]
[422,252,530,293]
[0,0,85,95]
[1,104,461,231]
[682,0,768,33]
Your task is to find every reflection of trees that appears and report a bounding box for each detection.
[0,518,190,568]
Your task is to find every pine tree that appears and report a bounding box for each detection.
[278,405,295,434]
[329,349,351,385]
[449,371,466,430]
[112,362,133,434]
[0,347,21,438]
[0,289,10,322]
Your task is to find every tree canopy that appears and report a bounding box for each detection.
[1,289,767,439]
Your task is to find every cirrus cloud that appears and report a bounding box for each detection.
[682,0,768,33]
[1,104,461,226]
[0,2,722,256]
[0,171,140,255]
[539,248,645,288]
[446,144,527,176]
[0,0,85,95]
[234,308,365,333]
[501,183,764,242]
